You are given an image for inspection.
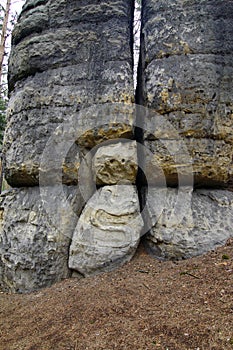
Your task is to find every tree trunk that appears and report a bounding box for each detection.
[0,0,11,85]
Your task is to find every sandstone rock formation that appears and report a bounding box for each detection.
[5,0,135,187]
[1,0,233,293]
[0,0,136,292]
[143,188,233,260]
[140,0,233,187]
[93,140,138,185]
[69,185,143,276]
[0,186,84,293]
[139,0,233,258]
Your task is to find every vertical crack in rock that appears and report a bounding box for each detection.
[133,0,142,89]
[67,0,147,277]
[135,0,147,221]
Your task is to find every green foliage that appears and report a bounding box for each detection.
[222,254,230,260]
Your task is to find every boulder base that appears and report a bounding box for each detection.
[69,185,144,276]
[0,186,84,292]
[144,188,233,260]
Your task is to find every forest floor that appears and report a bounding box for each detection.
[0,240,233,350]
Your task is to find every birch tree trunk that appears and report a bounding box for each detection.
[0,0,11,85]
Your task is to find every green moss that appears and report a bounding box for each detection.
[222,254,230,260]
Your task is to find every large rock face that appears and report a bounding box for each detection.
[0,186,84,293]
[4,0,135,187]
[69,185,143,276]
[139,0,233,261]
[0,0,136,293]
[140,0,233,187]
[143,188,233,260]
[143,138,232,186]
[1,0,233,293]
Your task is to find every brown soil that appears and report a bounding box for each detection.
[0,240,233,350]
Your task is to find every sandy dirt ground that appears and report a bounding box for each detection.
[0,240,233,350]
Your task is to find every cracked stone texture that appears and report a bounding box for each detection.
[93,140,138,185]
[143,138,232,187]
[4,0,134,187]
[0,186,84,293]
[141,0,233,187]
[69,185,144,277]
[143,187,233,260]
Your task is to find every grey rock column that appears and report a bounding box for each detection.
[0,0,136,292]
[140,0,233,187]
[140,0,233,258]
[5,0,135,186]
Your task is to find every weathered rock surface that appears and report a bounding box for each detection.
[143,139,232,187]
[93,140,138,185]
[4,0,134,187]
[143,188,233,260]
[69,185,144,276]
[2,0,233,294]
[140,0,233,187]
[0,0,137,293]
[0,186,84,292]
